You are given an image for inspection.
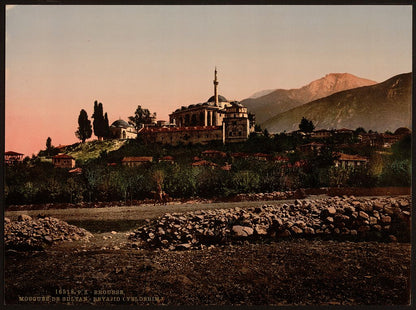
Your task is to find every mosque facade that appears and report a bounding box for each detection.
[114,69,255,145]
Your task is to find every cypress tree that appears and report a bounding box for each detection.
[92,101,105,140]
[75,109,92,143]
[104,112,110,138]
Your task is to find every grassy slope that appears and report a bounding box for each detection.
[66,139,127,162]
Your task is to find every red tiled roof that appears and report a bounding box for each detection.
[335,153,368,161]
[53,154,74,159]
[202,150,226,157]
[287,160,307,168]
[301,142,325,147]
[221,164,232,171]
[230,152,249,158]
[273,156,289,161]
[160,156,174,160]
[253,153,271,158]
[141,126,221,133]
[69,168,82,174]
[5,151,23,156]
[122,156,153,162]
[313,129,331,132]
[191,160,217,167]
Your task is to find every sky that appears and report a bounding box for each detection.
[5,5,412,157]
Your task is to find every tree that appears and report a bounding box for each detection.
[104,112,110,138]
[128,105,156,131]
[355,127,366,134]
[92,101,111,140]
[46,137,52,155]
[75,109,92,143]
[299,117,315,133]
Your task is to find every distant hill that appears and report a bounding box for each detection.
[248,89,277,99]
[262,73,412,133]
[241,73,377,124]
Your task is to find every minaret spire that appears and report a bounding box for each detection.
[213,67,219,106]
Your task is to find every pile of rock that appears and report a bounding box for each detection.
[232,189,306,202]
[129,196,410,251]
[4,215,93,251]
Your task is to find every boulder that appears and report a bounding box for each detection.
[17,214,32,222]
[232,225,254,237]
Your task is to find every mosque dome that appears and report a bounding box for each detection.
[207,95,228,103]
[111,119,130,128]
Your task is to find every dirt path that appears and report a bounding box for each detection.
[5,238,410,306]
[5,199,304,222]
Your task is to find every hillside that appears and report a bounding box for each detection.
[241,73,377,124]
[262,73,411,133]
[66,139,127,162]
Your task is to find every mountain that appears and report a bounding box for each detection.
[262,73,412,133]
[241,73,377,124]
[248,89,277,99]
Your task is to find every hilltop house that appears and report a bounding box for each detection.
[121,156,153,167]
[334,153,368,168]
[52,154,76,168]
[4,151,24,165]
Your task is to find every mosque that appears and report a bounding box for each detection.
[111,69,255,145]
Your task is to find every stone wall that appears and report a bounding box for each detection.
[129,196,411,251]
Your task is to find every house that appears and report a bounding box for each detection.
[202,150,226,158]
[298,142,325,154]
[121,156,153,167]
[359,133,400,148]
[334,153,368,168]
[358,133,379,147]
[335,128,354,135]
[379,133,400,148]
[191,160,217,168]
[4,151,24,165]
[230,152,250,159]
[253,153,272,161]
[311,129,332,139]
[272,155,289,162]
[159,156,175,164]
[52,154,76,168]
[285,160,307,171]
[221,163,232,171]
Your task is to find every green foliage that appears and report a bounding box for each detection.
[299,117,315,133]
[391,134,411,161]
[379,159,411,187]
[355,127,366,134]
[5,131,411,206]
[128,105,156,131]
[75,109,92,143]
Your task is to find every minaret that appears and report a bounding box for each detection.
[213,67,219,106]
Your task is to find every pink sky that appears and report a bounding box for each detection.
[5,5,412,157]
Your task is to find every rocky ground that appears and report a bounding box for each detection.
[4,195,411,306]
[129,195,411,250]
[4,214,93,251]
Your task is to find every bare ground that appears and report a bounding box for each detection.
[4,197,411,306]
